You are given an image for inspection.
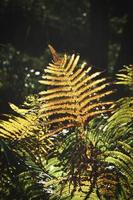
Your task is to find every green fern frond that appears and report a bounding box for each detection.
[102,97,133,144]
[118,141,133,156]
[88,103,133,199]
[116,64,133,86]
[18,171,49,200]
[105,156,132,182]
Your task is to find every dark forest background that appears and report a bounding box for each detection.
[0,0,132,113]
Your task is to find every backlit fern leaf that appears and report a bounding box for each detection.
[39,45,113,137]
[0,104,38,140]
[0,97,54,158]
[116,64,133,86]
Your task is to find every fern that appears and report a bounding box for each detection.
[41,47,132,199]
[102,97,133,145]
[1,45,133,200]
[0,95,54,155]
[0,96,38,140]
[39,45,113,138]
[0,96,52,199]
[0,139,50,200]
[116,64,133,86]
[17,170,49,200]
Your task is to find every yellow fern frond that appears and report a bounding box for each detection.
[39,45,114,135]
[0,113,38,140]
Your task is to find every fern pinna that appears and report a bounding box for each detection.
[39,45,113,138]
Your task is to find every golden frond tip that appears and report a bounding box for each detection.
[48,44,62,64]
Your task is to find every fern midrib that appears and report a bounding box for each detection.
[62,60,85,125]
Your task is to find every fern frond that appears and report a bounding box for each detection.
[102,97,133,144]
[0,104,38,140]
[18,171,49,200]
[116,64,133,86]
[0,97,54,160]
[39,45,114,136]
[105,156,133,183]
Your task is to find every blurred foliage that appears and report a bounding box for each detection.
[0,44,50,113]
[0,0,90,53]
[108,15,128,73]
